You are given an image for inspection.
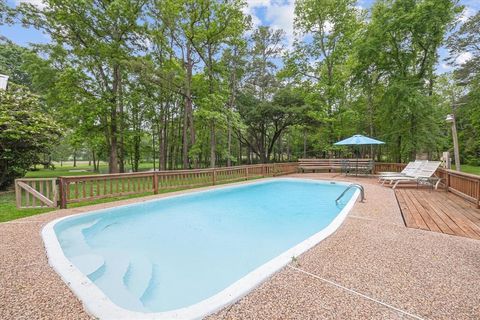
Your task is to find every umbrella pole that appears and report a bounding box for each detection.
[356,148,359,176]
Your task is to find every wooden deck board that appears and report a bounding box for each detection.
[404,190,443,233]
[409,190,455,235]
[400,191,430,230]
[395,189,480,240]
[432,195,480,239]
[395,190,418,229]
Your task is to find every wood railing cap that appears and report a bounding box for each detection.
[15,177,57,181]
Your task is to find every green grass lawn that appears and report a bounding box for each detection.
[0,192,53,222]
[25,161,156,178]
[454,164,480,175]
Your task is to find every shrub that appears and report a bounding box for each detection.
[0,84,62,190]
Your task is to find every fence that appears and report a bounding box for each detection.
[15,162,298,209]
[436,168,480,207]
[373,162,480,208]
[14,178,58,208]
[14,161,480,209]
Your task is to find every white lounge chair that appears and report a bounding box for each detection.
[378,160,425,184]
[385,161,441,189]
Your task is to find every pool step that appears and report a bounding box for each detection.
[123,255,153,300]
[60,220,99,255]
[93,252,146,312]
[139,263,161,309]
[70,254,105,277]
[81,218,115,238]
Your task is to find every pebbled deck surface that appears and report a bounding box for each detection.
[1,174,479,319]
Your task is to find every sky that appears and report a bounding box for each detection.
[2,0,479,74]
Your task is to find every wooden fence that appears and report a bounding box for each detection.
[15,162,298,209]
[15,178,58,208]
[14,161,480,209]
[437,169,480,207]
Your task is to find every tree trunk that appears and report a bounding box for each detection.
[182,100,189,169]
[108,65,120,174]
[303,128,307,158]
[184,44,196,168]
[92,150,97,172]
[161,109,168,170]
[210,122,216,168]
[238,140,242,165]
[227,123,232,166]
[109,136,118,173]
[117,66,125,173]
[133,135,140,172]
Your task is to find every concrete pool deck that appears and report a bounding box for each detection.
[1,173,479,319]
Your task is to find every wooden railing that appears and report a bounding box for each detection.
[54,162,298,209]
[15,178,58,208]
[14,161,480,209]
[437,168,480,207]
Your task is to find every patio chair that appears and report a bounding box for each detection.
[357,159,374,175]
[341,159,351,175]
[384,161,441,189]
[378,160,425,184]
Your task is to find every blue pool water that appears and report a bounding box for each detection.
[53,179,356,314]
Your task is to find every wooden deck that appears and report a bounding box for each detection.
[395,189,480,240]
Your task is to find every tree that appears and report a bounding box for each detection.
[446,11,480,165]
[17,0,149,173]
[291,0,361,148]
[0,84,62,189]
[237,86,306,163]
[0,37,32,87]
[447,10,480,83]
[355,0,460,162]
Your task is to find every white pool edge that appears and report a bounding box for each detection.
[42,178,360,320]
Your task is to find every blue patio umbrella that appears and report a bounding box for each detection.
[334,134,385,146]
[334,134,385,175]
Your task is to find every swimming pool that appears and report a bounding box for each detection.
[43,178,358,319]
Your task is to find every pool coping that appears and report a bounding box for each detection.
[42,178,360,320]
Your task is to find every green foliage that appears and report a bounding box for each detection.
[447,11,480,165]
[2,0,472,179]
[351,0,460,162]
[0,38,32,86]
[0,84,62,189]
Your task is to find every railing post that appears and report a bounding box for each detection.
[273,163,277,176]
[262,164,265,177]
[245,167,249,180]
[153,172,159,194]
[14,179,21,208]
[52,179,58,207]
[476,179,480,209]
[445,171,450,193]
[59,177,67,209]
[212,168,216,185]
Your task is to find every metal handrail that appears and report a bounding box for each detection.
[336,183,365,203]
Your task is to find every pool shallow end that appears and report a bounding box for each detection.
[42,178,360,320]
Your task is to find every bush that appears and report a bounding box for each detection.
[0,84,62,190]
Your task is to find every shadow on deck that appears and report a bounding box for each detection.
[395,188,480,240]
